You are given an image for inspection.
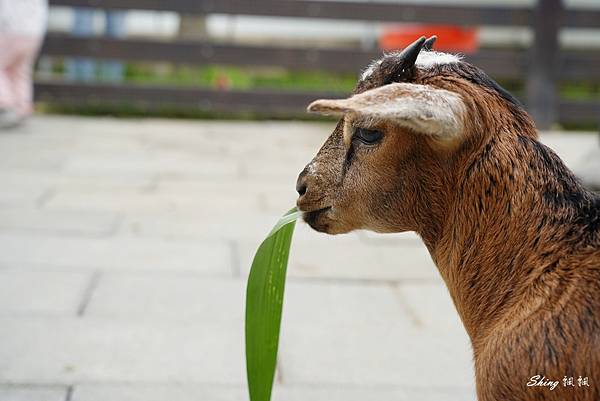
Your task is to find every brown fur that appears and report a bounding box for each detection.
[297,54,600,400]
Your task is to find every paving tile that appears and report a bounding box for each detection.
[0,317,245,384]
[86,273,410,328]
[72,384,246,401]
[43,187,261,214]
[0,386,67,401]
[0,186,45,208]
[284,280,411,327]
[156,177,292,194]
[0,270,89,315]
[0,209,118,236]
[0,234,230,274]
[0,172,51,193]
[358,230,423,245]
[273,384,476,401]
[539,132,598,171]
[71,384,476,401]
[157,179,298,213]
[0,171,154,192]
[279,317,474,388]
[0,150,67,171]
[86,274,245,323]
[62,154,239,180]
[0,126,71,148]
[576,148,600,190]
[191,121,326,160]
[259,189,298,213]
[119,209,283,241]
[239,224,439,282]
[68,134,147,154]
[396,282,465,331]
[240,156,309,180]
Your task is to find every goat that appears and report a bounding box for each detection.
[296,36,600,401]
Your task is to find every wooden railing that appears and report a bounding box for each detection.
[38,0,600,128]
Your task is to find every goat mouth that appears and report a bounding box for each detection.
[302,205,331,216]
[302,206,332,229]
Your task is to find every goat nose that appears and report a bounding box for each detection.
[296,169,309,196]
[296,175,308,196]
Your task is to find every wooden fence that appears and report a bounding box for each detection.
[38,0,600,128]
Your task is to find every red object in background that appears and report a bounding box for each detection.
[379,25,479,53]
[215,72,232,90]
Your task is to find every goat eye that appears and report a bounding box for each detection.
[354,128,383,145]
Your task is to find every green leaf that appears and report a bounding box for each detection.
[245,208,299,401]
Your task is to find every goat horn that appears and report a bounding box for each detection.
[383,35,427,84]
[399,36,427,68]
[423,35,437,50]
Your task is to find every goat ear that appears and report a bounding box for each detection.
[307,83,465,140]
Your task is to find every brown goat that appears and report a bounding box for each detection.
[296,36,600,401]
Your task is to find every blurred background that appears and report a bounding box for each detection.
[0,1,599,401]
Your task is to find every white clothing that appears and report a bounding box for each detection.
[0,0,48,37]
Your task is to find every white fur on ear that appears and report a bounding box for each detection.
[307,83,465,140]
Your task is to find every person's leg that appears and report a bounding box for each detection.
[0,38,19,112]
[0,36,38,128]
[6,38,41,117]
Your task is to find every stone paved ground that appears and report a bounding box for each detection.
[0,116,597,401]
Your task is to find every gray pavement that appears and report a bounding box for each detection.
[0,116,597,401]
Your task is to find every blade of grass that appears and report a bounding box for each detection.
[245,208,299,401]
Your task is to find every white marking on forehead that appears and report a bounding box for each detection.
[360,59,383,81]
[415,51,462,69]
[360,51,462,81]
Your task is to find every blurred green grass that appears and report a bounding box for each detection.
[128,63,358,93]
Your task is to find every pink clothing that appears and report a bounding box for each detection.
[0,36,42,117]
[0,0,47,118]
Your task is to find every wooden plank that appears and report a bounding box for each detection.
[41,34,600,81]
[561,50,600,80]
[34,81,600,123]
[48,0,531,26]
[40,34,527,79]
[565,9,600,28]
[48,0,600,27]
[34,81,342,114]
[40,34,379,75]
[558,100,600,124]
